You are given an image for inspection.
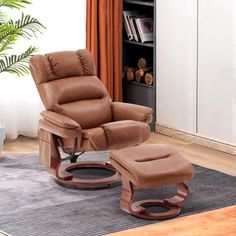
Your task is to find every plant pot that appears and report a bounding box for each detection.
[0,124,6,154]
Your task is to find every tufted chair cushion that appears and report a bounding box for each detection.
[30,50,112,129]
[30,49,96,83]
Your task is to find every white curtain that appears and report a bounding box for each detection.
[0,0,86,139]
[0,74,44,139]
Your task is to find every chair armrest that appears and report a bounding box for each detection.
[111,102,153,123]
[40,111,82,140]
[41,111,80,129]
[39,119,82,139]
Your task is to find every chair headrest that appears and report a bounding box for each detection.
[30,49,96,84]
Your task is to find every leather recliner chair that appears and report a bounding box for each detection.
[30,49,153,188]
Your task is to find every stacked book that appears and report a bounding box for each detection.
[123,10,154,43]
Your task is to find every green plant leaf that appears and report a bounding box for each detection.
[0,20,21,42]
[0,13,45,42]
[15,13,46,38]
[0,0,45,77]
[0,11,8,23]
[0,46,37,76]
[0,0,31,10]
[0,33,19,54]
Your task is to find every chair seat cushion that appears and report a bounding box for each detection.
[82,120,150,150]
[110,144,194,189]
[60,127,107,152]
[61,120,150,152]
[82,127,108,150]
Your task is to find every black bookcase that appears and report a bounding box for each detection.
[122,0,156,130]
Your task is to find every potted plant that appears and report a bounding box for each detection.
[0,123,5,154]
[0,0,45,153]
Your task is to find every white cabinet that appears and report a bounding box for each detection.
[198,0,236,144]
[157,0,236,144]
[157,0,198,133]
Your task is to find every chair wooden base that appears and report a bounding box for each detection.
[42,134,121,189]
[48,161,121,189]
[120,177,189,220]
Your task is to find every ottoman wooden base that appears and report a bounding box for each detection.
[110,144,194,220]
[120,177,189,220]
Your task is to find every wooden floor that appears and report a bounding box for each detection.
[2,132,236,176]
[2,136,39,154]
[108,205,236,236]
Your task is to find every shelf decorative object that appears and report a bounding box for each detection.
[123,57,153,85]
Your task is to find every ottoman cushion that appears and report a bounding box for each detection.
[110,144,194,189]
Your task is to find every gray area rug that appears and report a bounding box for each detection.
[0,152,236,236]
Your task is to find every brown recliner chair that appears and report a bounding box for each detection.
[30,49,153,188]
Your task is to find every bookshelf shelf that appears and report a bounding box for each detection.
[122,0,156,130]
[123,39,154,48]
[124,0,154,7]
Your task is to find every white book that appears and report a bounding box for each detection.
[128,15,138,41]
[135,17,154,43]
[123,11,138,41]
[129,14,146,42]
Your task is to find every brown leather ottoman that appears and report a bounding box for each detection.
[110,144,194,220]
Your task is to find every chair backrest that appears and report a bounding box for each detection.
[30,49,112,129]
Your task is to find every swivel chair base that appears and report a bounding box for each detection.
[48,161,121,189]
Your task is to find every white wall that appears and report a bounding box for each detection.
[157,0,236,145]
[14,0,87,53]
[198,0,236,144]
[157,0,198,133]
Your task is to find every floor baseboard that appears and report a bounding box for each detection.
[156,124,236,155]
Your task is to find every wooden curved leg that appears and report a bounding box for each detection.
[120,176,189,220]
[43,134,121,188]
[165,183,189,205]
[54,161,121,188]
